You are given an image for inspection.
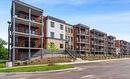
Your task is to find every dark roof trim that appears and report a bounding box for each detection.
[65,23,73,26]
[91,29,107,34]
[74,23,90,29]
[120,40,129,43]
[13,0,43,12]
[46,16,66,24]
[108,35,116,38]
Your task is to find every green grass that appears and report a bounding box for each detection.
[0,60,6,68]
[0,64,74,72]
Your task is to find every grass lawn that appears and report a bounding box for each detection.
[0,64,74,72]
[0,60,6,68]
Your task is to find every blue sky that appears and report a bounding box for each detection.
[0,0,130,42]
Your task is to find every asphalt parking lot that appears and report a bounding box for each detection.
[0,59,130,79]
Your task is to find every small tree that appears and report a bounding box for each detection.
[0,38,8,60]
[47,43,58,66]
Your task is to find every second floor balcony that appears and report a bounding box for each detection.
[15,24,42,37]
[15,37,42,48]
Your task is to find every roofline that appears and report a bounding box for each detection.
[91,29,107,34]
[65,23,73,26]
[116,40,130,44]
[108,35,116,38]
[12,0,43,12]
[120,40,129,43]
[74,23,90,29]
[46,16,66,24]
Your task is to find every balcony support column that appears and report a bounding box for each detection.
[12,2,16,62]
[41,16,44,58]
[28,8,31,60]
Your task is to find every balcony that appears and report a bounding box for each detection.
[92,49,105,52]
[77,32,89,36]
[92,41,104,46]
[15,11,42,25]
[77,40,88,44]
[15,11,29,21]
[15,37,42,49]
[15,25,42,38]
[108,39,115,43]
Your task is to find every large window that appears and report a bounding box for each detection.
[51,22,54,27]
[60,44,64,48]
[68,28,71,33]
[60,24,64,30]
[60,34,64,40]
[50,32,55,38]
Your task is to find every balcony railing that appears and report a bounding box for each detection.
[15,29,41,36]
[15,12,42,23]
[15,42,41,48]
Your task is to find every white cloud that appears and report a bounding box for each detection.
[62,12,130,41]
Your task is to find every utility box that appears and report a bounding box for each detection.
[6,61,12,68]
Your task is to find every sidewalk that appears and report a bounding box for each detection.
[58,58,130,65]
[0,58,129,74]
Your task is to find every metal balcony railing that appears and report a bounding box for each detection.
[15,12,42,23]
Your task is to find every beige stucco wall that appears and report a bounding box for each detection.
[47,38,65,50]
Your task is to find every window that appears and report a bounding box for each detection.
[24,16,29,20]
[31,28,36,34]
[68,28,71,33]
[71,29,73,33]
[60,44,64,48]
[71,37,73,42]
[25,41,29,47]
[60,34,64,40]
[50,32,54,38]
[51,22,54,27]
[15,10,19,17]
[24,27,29,33]
[68,36,70,42]
[31,41,36,47]
[65,27,67,32]
[15,38,18,46]
[60,24,63,30]
[65,36,67,41]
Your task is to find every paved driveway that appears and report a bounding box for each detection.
[0,59,130,79]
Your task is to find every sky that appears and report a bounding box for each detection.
[0,0,130,42]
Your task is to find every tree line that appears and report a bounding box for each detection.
[0,38,8,60]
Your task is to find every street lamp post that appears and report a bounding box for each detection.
[7,21,11,62]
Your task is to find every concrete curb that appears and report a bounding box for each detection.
[0,67,78,74]
[58,58,130,65]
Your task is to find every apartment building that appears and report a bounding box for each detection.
[129,43,130,55]
[90,29,107,55]
[44,16,66,52]
[73,24,90,54]
[107,35,116,55]
[65,23,74,50]
[9,0,44,61]
[115,40,129,55]
[9,0,130,61]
